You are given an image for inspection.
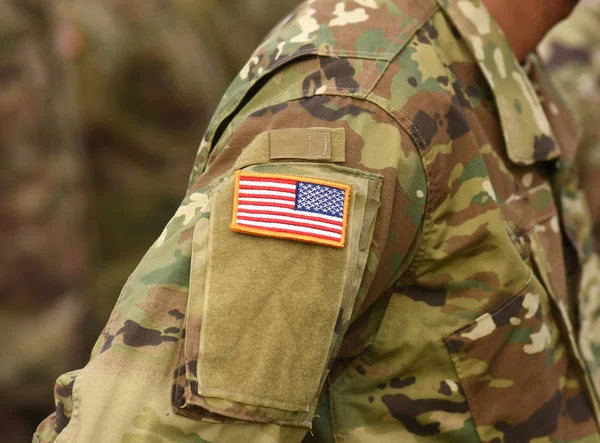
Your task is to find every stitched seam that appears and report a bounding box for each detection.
[413,137,436,266]
[267,130,272,158]
[219,0,440,124]
[199,386,311,412]
[225,409,310,427]
[236,54,418,120]
[309,131,329,157]
[228,87,361,135]
[189,395,312,426]
[175,356,185,410]
[301,85,363,95]
[397,109,426,150]
[225,48,394,108]
[358,1,439,97]
[444,338,484,443]
[227,10,435,102]
[260,81,364,116]
[357,36,404,94]
[414,159,435,265]
[382,107,431,266]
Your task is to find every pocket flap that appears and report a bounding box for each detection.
[445,280,597,442]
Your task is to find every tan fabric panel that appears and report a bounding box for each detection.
[190,162,381,419]
[233,128,345,170]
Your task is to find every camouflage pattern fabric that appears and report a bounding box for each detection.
[540,0,600,245]
[0,1,89,441]
[35,0,600,442]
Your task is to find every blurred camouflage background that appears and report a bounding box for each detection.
[0,0,300,441]
[540,0,600,244]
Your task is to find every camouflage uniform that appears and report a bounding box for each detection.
[540,0,600,243]
[55,0,302,346]
[35,0,600,442]
[0,0,89,441]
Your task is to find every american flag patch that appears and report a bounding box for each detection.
[230,171,351,248]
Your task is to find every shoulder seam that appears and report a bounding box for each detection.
[258,0,440,71]
[358,95,435,270]
[237,0,441,101]
[354,93,431,273]
[361,0,440,98]
[287,2,440,100]
[362,93,427,151]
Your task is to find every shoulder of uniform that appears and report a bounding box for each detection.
[239,0,438,83]
[205,0,442,156]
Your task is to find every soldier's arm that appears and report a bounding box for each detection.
[34,90,425,442]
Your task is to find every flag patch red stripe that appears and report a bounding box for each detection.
[236,209,344,226]
[236,215,343,234]
[235,223,342,242]
[237,201,295,209]
[237,193,296,202]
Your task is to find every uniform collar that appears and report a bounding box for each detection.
[435,0,564,165]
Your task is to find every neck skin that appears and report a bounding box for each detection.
[482,0,578,61]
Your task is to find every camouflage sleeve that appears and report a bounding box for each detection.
[34,90,426,442]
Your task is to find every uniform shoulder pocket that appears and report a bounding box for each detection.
[173,162,383,427]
